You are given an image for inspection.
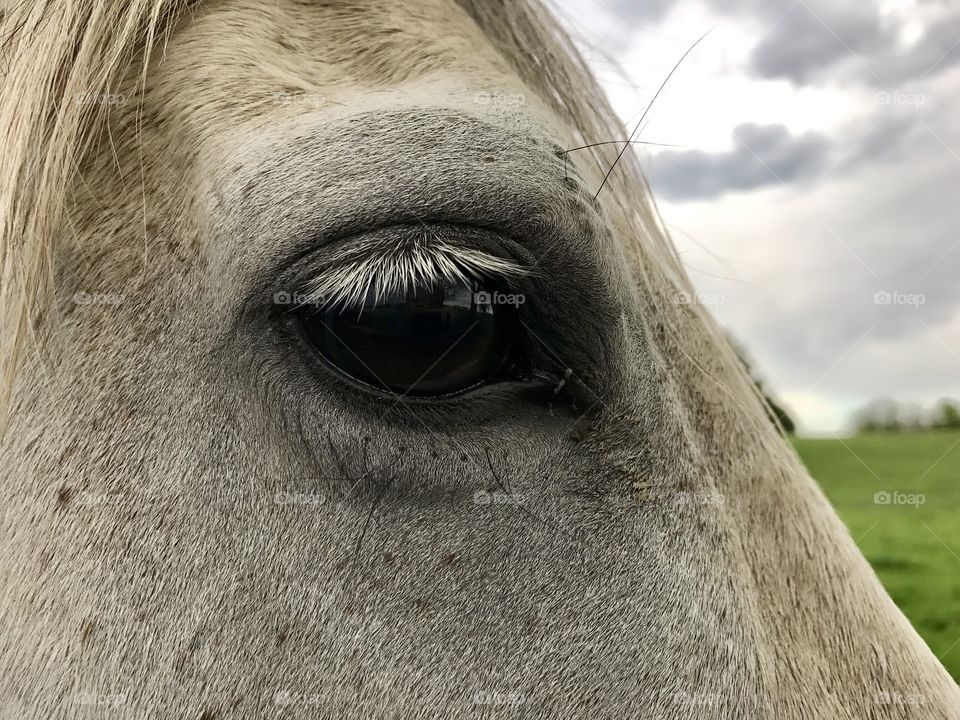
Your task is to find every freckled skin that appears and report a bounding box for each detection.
[0,1,958,719]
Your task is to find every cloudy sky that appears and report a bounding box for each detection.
[553,0,960,434]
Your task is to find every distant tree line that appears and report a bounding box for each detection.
[853,398,960,434]
[727,334,796,434]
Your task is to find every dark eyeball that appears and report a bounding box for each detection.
[298,279,527,397]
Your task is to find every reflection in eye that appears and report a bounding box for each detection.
[298,278,525,396]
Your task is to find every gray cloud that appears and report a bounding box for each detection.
[647,113,922,202]
[735,1,960,87]
[571,0,960,430]
[750,4,894,84]
[867,12,960,85]
[648,123,830,201]
[675,152,960,430]
[684,134,960,404]
[601,0,960,88]
[602,0,674,24]
[839,113,923,170]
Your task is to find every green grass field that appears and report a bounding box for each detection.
[792,432,960,682]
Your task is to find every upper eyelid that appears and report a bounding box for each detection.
[217,110,601,302]
[292,224,531,310]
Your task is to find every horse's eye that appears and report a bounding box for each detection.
[297,279,525,397]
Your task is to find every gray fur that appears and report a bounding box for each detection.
[0,1,958,718]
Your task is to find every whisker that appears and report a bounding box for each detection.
[562,140,680,180]
[593,28,712,199]
[342,448,405,499]
[326,431,354,485]
[483,449,583,546]
[352,475,393,567]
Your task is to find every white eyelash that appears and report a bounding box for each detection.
[299,233,527,311]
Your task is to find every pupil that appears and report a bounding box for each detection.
[299,279,518,396]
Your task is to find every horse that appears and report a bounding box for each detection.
[1,1,957,717]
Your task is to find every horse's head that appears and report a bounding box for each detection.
[1,1,957,717]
